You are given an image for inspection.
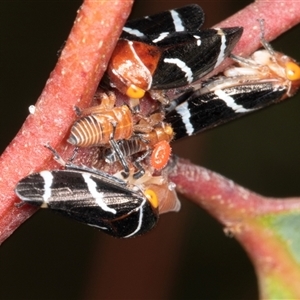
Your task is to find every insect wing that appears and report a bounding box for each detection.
[151,27,243,89]
[166,81,287,140]
[15,169,158,238]
[122,4,204,42]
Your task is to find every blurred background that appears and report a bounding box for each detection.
[1,0,300,299]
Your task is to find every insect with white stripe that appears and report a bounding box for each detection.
[165,21,300,140]
[15,147,161,238]
[102,4,243,102]
[15,141,182,238]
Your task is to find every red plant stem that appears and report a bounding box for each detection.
[221,0,300,54]
[170,158,300,223]
[211,0,300,76]
[0,0,299,244]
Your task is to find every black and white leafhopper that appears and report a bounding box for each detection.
[166,21,300,140]
[15,161,160,238]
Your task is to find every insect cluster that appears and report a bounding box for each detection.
[15,6,300,238]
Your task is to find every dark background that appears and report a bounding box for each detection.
[1,1,300,299]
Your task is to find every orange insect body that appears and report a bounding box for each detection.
[143,125,173,170]
[140,124,174,147]
[68,106,133,147]
[150,140,172,170]
[107,40,161,99]
[68,93,134,147]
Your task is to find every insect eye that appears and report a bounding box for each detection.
[144,189,159,209]
[285,61,300,81]
[126,84,145,99]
